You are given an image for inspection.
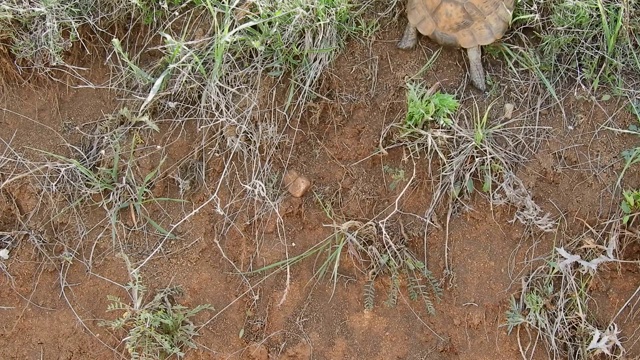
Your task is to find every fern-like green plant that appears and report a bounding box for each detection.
[363,279,375,311]
[100,255,211,359]
[364,244,442,314]
[384,258,401,308]
[405,254,441,315]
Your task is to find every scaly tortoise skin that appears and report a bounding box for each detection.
[398,0,515,91]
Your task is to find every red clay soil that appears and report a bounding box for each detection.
[1,27,639,360]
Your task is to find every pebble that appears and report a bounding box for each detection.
[504,103,515,119]
[283,170,311,198]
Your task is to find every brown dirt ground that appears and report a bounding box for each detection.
[1,25,640,360]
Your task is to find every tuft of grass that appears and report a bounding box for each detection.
[0,0,169,74]
[100,254,212,360]
[404,82,459,130]
[1,0,84,70]
[394,95,555,232]
[502,0,640,93]
[383,91,557,285]
[106,0,381,119]
[31,108,183,247]
[505,230,625,359]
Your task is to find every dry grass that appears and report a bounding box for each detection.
[1,0,640,359]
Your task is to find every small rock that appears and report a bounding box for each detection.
[283,170,311,198]
[504,103,515,119]
[289,177,311,198]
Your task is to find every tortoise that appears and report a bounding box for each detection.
[398,0,515,91]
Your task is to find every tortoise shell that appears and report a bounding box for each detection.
[406,0,516,48]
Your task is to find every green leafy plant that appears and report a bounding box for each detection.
[621,189,640,225]
[405,82,459,130]
[100,255,212,359]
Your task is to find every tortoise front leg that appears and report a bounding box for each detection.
[397,23,418,49]
[466,45,486,91]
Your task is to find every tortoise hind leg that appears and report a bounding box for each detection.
[397,23,418,49]
[466,46,486,91]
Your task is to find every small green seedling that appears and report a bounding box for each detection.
[621,189,640,225]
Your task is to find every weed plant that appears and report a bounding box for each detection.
[506,231,625,359]
[33,108,182,247]
[391,82,554,234]
[100,254,212,359]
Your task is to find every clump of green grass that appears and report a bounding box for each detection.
[109,0,380,120]
[0,0,175,74]
[404,82,459,130]
[502,0,640,92]
[239,0,375,81]
[100,254,212,360]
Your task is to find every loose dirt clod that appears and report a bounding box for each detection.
[283,170,311,198]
